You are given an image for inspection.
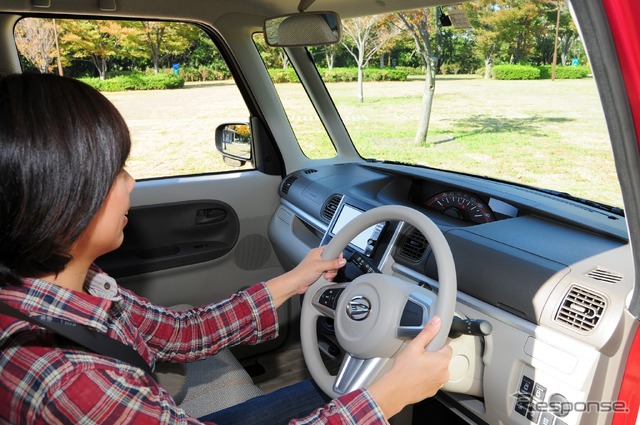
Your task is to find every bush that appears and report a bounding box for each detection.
[367,68,409,81]
[267,67,410,84]
[537,65,552,79]
[555,66,590,79]
[179,66,231,82]
[537,65,589,79]
[395,66,422,76]
[492,64,540,80]
[268,68,300,83]
[80,73,185,91]
[440,63,461,75]
[321,68,357,82]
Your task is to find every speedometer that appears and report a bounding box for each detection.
[424,190,495,224]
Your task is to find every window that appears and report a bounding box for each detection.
[296,4,622,209]
[15,18,253,180]
[253,33,336,160]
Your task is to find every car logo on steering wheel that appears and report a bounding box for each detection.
[346,296,371,321]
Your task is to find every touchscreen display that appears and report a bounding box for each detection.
[331,204,379,252]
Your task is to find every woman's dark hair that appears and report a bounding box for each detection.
[0,73,131,285]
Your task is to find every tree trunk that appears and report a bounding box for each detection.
[325,51,334,69]
[98,56,107,80]
[357,65,364,103]
[484,56,492,80]
[560,34,573,66]
[153,41,160,74]
[52,19,64,76]
[414,56,436,145]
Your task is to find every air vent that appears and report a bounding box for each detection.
[303,168,318,174]
[399,227,428,262]
[555,285,607,333]
[586,267,623,284]
[321,194,342,222]
[281,175,297,195]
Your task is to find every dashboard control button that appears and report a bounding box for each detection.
[548,393,570,417]
[532,383,547,402]
[526,406,540,423]
[539,412,554,425]
[520,376,534,395]
[514,393,530,416]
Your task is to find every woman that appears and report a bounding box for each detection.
[0,73,451,424]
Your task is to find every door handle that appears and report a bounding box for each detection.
[195,208,227,225]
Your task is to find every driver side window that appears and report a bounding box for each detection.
[14,18,254,180]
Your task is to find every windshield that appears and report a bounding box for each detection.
[275,2,623,210]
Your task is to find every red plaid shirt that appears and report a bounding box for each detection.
[0,267,386,424]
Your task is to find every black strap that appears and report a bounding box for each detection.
[0,300,154,377]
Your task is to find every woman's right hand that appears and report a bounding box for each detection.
[367,316,452,419]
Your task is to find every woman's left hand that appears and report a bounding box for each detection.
[291,246,346,294]
[265,246,346,308]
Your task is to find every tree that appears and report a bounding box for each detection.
[554,4,579,66]
[396,8,439,145]
[498,0,546,64]
[341,15,401,102]
[253,34,290,69]
[132,22,198,73]
[61,20,124,79]
[323,44,340,69]
[466,0,506,79]
[15,18,57,73]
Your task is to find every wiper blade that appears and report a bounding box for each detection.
[539,189,624,217]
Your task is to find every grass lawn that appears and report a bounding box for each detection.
[106,75,622,209]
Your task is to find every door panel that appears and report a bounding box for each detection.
[97,199,240,278]
[98,171,288,356]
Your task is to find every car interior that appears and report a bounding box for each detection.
[0,0,638,424]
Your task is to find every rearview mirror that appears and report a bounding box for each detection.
[264,11,341,47]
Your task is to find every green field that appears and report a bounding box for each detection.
[107,75,623,209]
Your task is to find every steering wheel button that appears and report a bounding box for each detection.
[320,288,344,309]
[400,300,424,326]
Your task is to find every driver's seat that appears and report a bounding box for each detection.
[154,304,264,417]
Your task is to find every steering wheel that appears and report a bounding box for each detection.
[301,205,457,398]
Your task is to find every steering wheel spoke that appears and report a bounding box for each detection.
[333,354,389,395]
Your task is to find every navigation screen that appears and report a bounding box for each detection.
[331,204,379,252]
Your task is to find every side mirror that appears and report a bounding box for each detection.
[264,11,341,47]
[215,123,252,167]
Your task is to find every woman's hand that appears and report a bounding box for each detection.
[368,316,452,419]
[265,246,346,308]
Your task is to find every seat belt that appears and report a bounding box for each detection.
[0,300,155,378]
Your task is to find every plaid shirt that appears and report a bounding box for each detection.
[0,267,387,424]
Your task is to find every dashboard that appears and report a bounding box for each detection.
[268,162,635,425]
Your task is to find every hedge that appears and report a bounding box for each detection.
[80,73,185,92]
[549,66,591,80]
[492,65,540,80]
[267,67,410,84]
[179,66,231,82]
[493,64,590,80]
